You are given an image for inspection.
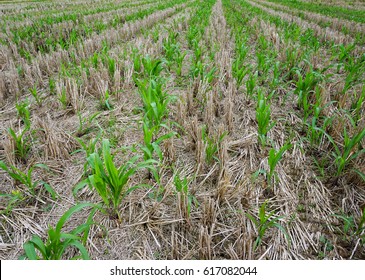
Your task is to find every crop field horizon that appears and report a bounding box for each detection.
[0,0,364,260]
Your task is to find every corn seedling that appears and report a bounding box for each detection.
[202,66,217,85]
[140,120,175,162]
[8,127,31,162]
[58,88,68,110]
[29,86,43,107]
[256,91,275,147]
[73,130,103,175]
[246,74,257,97]
[132,49,142,74]
[333,208,365,244]
[137,79,173,129]
[174,173,197,218]
[267,144,292,185]
[232,59,250,89]
[175,49,187,77]
[76,111,100,136]
[0,161,57,199]
[99,90,113,111]
[49,78,56,95]
[350,86,365,125]
[74,139,156,218]
[15,99,31,129]
[201,126,227,165]
[321,125,365,176]
[0,190,24,215]
[246,200,290,250]
[141,55,164,79]
[21,203,98,260]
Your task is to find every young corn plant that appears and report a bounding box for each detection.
[232,59,250,89]
[74,139,156,219]
[137,79,173,128]
[201,126,227,165]
[174,173,197,219]
[162,33,178,70]
[15,99,31,129]
[99,90,113,111]
[256,91,275,147]
[58,88,68,110]
[246,200,290,250]
[266,144,292,185]
[21,203,98,260]
[0,161,57,199]
[334,208,365,244]
[74,130,103,175]
[8,127,31,162]
[76,111,100,137]
[0,190,24,215]
[140,120,175,163]
[246,74,257,97]
[350,86,365,125]
[29,86,43,107]
[325,126,365,176]
[132,48,142,74]
[175,49,187,77]
[141,55,164,79]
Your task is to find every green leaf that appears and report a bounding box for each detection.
[55,203,95,234]
[23,242,38,260]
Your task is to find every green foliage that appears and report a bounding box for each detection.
[256,90,275,147]
[232,59,250,89]
[15,99,31,129]
[246,74,257,96]
[246,200,290,250]
[140,120,175,162]
[323,126,365,176]
[99,90,113,111]
[21,203,98,260]
[141,55,164,78]
[201,126,227,165]
[29,86,43,107]
[267,144,292,184]
[8,127,31,162]
[58,88,68,109]
[0,190,24,215]
[173,173,197,218]
[137,79,174,129]
[0,161,56,199]
[74,139,156,217]
[76,111,100,136]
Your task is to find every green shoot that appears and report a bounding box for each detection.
[21,203,98,260]
[256,90,275,147]
[246,200,290,250]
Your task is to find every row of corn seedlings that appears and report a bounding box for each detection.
[2,1,200,260]
[226,0,365,256]
[5,0,186,58]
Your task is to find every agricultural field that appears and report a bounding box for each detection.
[0,0,364,260]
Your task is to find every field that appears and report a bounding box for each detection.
[0,0,365,260]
